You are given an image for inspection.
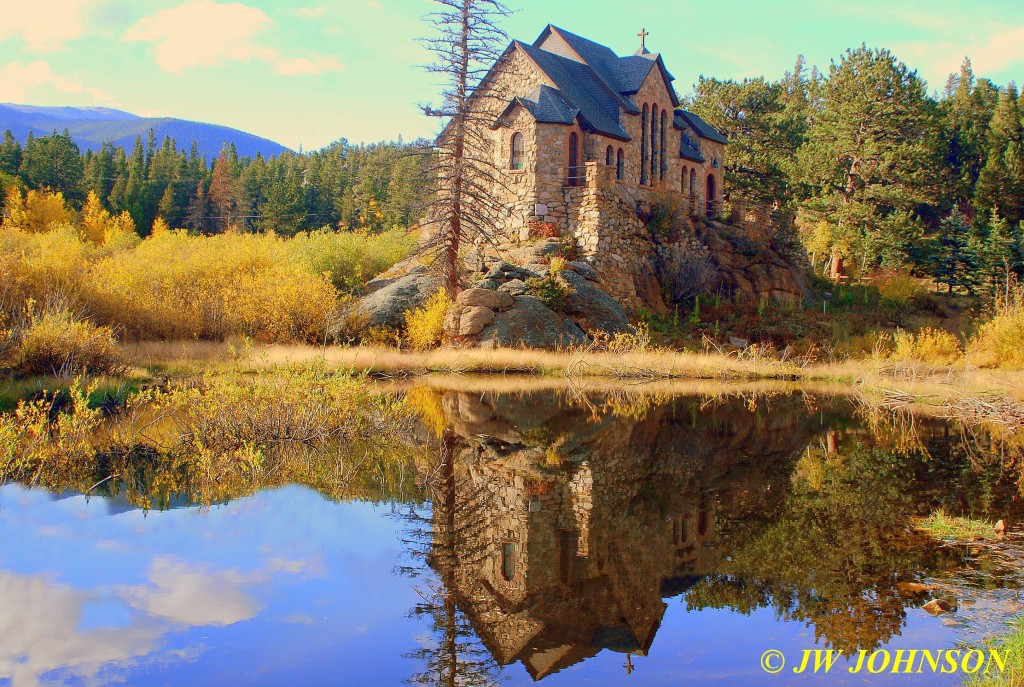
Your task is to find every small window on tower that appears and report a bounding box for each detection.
[606,145,614,166]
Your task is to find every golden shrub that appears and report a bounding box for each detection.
[86,231,339,342]
[890,327,961,365]
[3,188,75,233]
[968,291,1024,369]
[0,212,411,344]
[15,303,125,377]
[404,290,451,351]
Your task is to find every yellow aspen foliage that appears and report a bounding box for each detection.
[15,189,75,233]
[2,186,27,229]
[80,190,112,244]
[151,216,170,236]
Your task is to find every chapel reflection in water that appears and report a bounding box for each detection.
[412,388,1014,681]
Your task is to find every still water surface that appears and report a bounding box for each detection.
[2,386,1023,686]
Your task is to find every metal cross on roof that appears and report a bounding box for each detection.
[637,28,649,50]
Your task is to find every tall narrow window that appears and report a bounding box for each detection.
[616,148,624,180]
[706,174,717,218]
[660,111,667,181]
[567,132,580,186]
[640,105,649,186]
[501,543,516,581]
[689,168,696,196]
[681,165,688,193]
[650,105,659,185]
[510,132,524,170]
[605,145,614,166]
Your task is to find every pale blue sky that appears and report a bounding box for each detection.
[0,0,1021,151]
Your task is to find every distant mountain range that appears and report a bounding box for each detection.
[0,104,292,160]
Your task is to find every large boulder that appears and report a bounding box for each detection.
[355,266,443,330]
[560,270,630,335]
[477,296,587,349]
[456,287,514,311]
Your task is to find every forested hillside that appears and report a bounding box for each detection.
[0,129,434,236]
[688,50,1023,293]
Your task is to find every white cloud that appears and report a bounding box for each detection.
[895,23,1024,88]
[0,0,91,52]
[295,7,326,19]
[0,60,111,103]
[123,1,343,76]
[123,1,275,74]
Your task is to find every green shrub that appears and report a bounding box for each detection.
[526,274,570,311]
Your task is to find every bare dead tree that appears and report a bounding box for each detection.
[419,0,516,295]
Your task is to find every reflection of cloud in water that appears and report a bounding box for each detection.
[0,571,163,687]
[0,554,312,687]
[117,556,259,627]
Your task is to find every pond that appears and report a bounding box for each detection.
[2,383,1024,686]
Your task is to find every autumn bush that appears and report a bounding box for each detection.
[404,289,452,350]
[12,302,125,377]
[968,289,1024,369]
[889,327,962,365]
[0,188,415,344]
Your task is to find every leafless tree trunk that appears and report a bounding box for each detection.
[420,0,514,295]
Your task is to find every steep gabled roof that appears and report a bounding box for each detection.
[494,85,579,126]
[515,40,631,140]
[675,110,729,144]
[535,25,676,108]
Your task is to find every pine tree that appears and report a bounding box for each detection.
[0,131,22,176]
[932,208,979,294]
[208,146,239,232]
[796,46,936,273]
[18,129,84,203]
[185,180,210,233]
[975,83,1024,223]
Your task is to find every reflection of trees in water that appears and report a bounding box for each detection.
[396,388,1024,676]
[400,430,504,687]
[683,427,1016,653]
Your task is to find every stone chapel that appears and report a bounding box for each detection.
[468,25,730,306]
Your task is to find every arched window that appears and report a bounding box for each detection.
[567,132,581,186]
[640,104,649,186]
[510,132,524,170]
[689,168,696,196]
[660,111,667,181]
[681,165,688,193]
[650,105,659,185]
[616,148,624,180]
[605,145,614,166]
[501,542,516,581]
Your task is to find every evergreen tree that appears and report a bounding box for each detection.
[0,131,22,176]
[18,129,84,203]
[975,83,1024,223]
[932,208,979,294]
[796,46,936,274]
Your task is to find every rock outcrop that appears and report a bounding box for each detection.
[356,265,443,330]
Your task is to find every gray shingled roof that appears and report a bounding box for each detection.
[605,56,656,95]
[679,132,705,162]
[495,85,579,126]
[675,110,729,144]
[516,40,631,140]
